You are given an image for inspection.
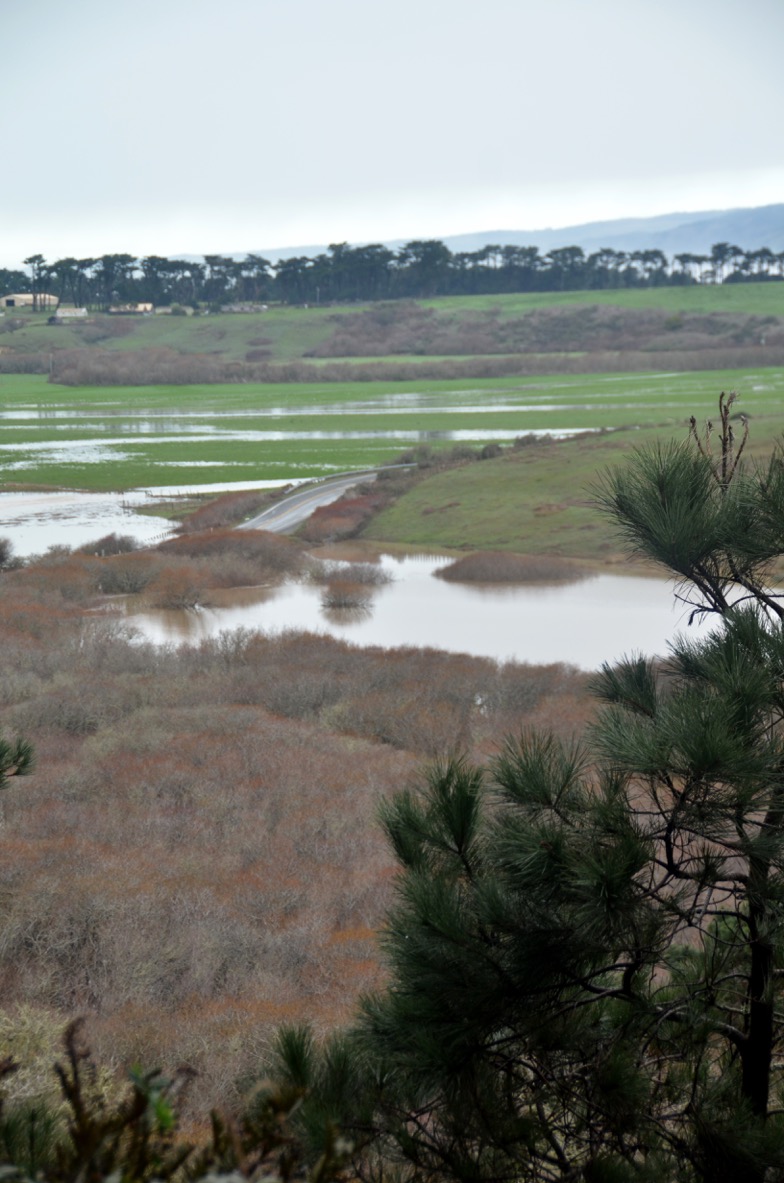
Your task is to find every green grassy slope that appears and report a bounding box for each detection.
[420,283,784,317]
[3,282,783,364]
[361,376,784,563]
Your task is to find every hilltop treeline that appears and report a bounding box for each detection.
[4,239,784,310]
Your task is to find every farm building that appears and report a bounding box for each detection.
[0,292,58,309]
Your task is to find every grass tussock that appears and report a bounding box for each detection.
[436,550,588,584]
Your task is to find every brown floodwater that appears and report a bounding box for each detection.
[122,555,716,671]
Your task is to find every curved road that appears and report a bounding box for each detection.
[239,470,378,534]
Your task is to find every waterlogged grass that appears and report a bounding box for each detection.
[363,370,784,562]
[1,367,784,492]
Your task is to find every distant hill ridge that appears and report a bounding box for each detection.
[229,204,784,264]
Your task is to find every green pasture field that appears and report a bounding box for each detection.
[0,303,341,361]
[4,281,784,364]
[364,396,784,563]
[420,282,784,318]
[1,366,783,496]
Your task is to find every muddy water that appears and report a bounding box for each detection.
[124,555,714,671]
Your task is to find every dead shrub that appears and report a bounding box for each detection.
[487,661,581,715]
[320,579,372,610]
[158,528,307,577]
[309,561,392,587]
[42,341,784,386]
[176,490,283,533]
[146,564,205,609]
[7,555,94,604]
[76,533,138,556]
[86,553,161,595]
[0,546,596,1116]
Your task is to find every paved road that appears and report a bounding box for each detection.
[239,470,378,534]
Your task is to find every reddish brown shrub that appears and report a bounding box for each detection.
[0,545,595,1116]
[159,527,307,575]
[436,551,587,583]
[147,564,205,608]
[176,490,282,533]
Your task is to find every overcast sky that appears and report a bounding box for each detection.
[2,0,782,268]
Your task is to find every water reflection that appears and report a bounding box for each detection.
[125,555,714,671]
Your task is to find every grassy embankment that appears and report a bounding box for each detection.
[361,386,784,563]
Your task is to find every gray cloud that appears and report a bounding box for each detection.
[2,0,782,266]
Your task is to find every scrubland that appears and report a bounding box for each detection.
[3,285,784,386]
[2,282,782,1134]
[0,533,592,1116]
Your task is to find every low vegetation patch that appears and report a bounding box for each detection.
[309,560,393,587]
[309,300,784,358]
[319,579,374,610]
[158,527,309,578]
[174,489,284,532]
[435,550,588,583]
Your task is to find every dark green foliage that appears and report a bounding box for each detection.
[0,1022,354,1182]
[594,391,784,623]
[269,395,784,1183]
[0,733,33,791]
[0,1100,64,1177]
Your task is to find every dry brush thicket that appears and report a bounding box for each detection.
[0,540,592,1116]
[309,301,784,357]
[43,344,784,386]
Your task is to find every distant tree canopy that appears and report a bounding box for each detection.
[4,239,784,310]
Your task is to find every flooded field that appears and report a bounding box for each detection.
[3,368,783,490]
[123,554,711,671]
